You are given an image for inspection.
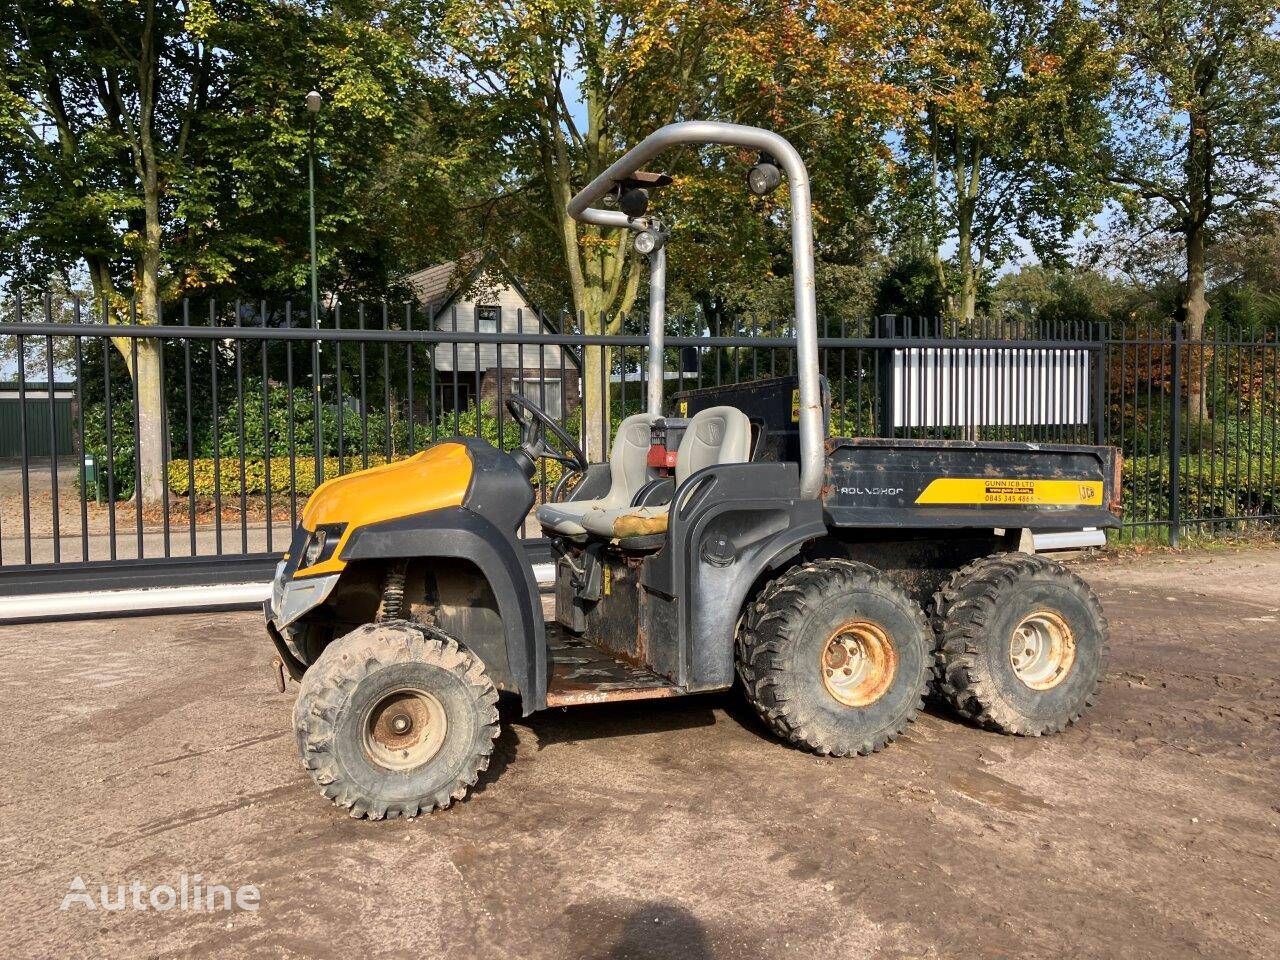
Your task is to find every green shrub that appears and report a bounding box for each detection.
[1121,453,1280,527]
[168,455,394,498]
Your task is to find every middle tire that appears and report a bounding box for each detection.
[737,559,932,756]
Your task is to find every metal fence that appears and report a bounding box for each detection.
[1103,319,1279,543]
[0,294,1274,592]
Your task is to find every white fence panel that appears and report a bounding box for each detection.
[892,346,1091,429]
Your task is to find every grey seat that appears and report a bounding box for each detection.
[577,406,752,540]
[535,413,657,537]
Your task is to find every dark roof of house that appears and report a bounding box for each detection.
[404,251,488,313]
[406,249,555,320]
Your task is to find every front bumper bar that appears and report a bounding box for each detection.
[264,562,342,681]
[264,601,307,681]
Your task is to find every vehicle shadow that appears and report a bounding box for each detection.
[470,694,525,797]
[589,900,724,960]
[511,691,722,750]
[485,682,968,775]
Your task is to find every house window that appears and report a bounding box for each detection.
[434,381,472,414]
[513,377,562,420]
[476,305,500,333]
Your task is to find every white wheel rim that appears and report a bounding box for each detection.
[1009,610,1076,690]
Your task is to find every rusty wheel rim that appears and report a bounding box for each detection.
[1009,610,1076,690]
[363,688,447,771]
[820,621,897,707]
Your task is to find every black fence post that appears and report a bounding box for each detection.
[875,313,896,438]
[1168,320,1183,547]
[1092,322,1106,446]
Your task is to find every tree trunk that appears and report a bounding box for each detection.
[131,30,169,507]
[542,54,641,464]
[564,235,638,464]
[1182,101,1212,436]
[956,202,977,324]
[88,259,166,505]
[121,160,168,505]
[1183,222,1211,431]
[131,340,167,503]
[954,140,982,325]
[927,113,954,318]
[582,342,608,462]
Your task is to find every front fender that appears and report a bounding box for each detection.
[341,507,547,714]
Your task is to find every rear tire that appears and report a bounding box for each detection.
[737,560,931,756]
[293,621,499,819]
[931,553,1108,736]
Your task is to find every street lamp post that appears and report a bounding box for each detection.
[305,89,322,329]
[305,89,323,486]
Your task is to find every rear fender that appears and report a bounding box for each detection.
[341,507,546,714]
[657,462,827,690]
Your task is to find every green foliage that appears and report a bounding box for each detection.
[894,0,1117,322]
[80,400,138,502]
[207,381,406,460]
[82,383,608,501]
[992,265,1126,327]
[1120,409,1280,529]
[0,0,472,300]
[167,455,393,498]
[1123,453,1280,529]
[1104,0,1280,232]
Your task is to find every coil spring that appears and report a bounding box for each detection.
[378,563,407,621]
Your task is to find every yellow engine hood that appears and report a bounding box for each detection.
[295,442,473,576]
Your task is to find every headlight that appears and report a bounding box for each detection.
[299,524,345,570]
[633,227,664,255]
[303,530,327,567]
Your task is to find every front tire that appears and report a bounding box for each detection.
[737,560,932,756]
[293,621,499,819]
[931,553,1108,736]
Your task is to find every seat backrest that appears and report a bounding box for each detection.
[675,406,751,485]
[604,413,658,507]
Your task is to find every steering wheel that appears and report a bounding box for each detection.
[505,394,587,478]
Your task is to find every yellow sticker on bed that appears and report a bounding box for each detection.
[914,478,1103,506]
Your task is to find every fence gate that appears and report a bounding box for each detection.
[0,297,1275,614]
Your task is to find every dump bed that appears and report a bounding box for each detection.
[822,437,1122,531]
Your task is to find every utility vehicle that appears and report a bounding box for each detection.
[266,122,1121,819]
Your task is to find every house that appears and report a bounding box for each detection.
[405,254,580,419]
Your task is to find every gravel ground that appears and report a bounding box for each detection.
[0,546,1277,959]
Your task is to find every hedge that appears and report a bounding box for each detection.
[1122,453,1280,525]
[166,450,570,498]
[167,455,395,497]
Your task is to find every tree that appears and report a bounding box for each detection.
[1207,210,1280,331]
[437,1,919,451]
[897,0,1115,323]
[1103,0,1280,426]
[203,1,468,300]
[436,0,725,457]
[667,0,909,330]
[990,262,1126,327]
[1,1,464,500]
[1,0,215,501]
